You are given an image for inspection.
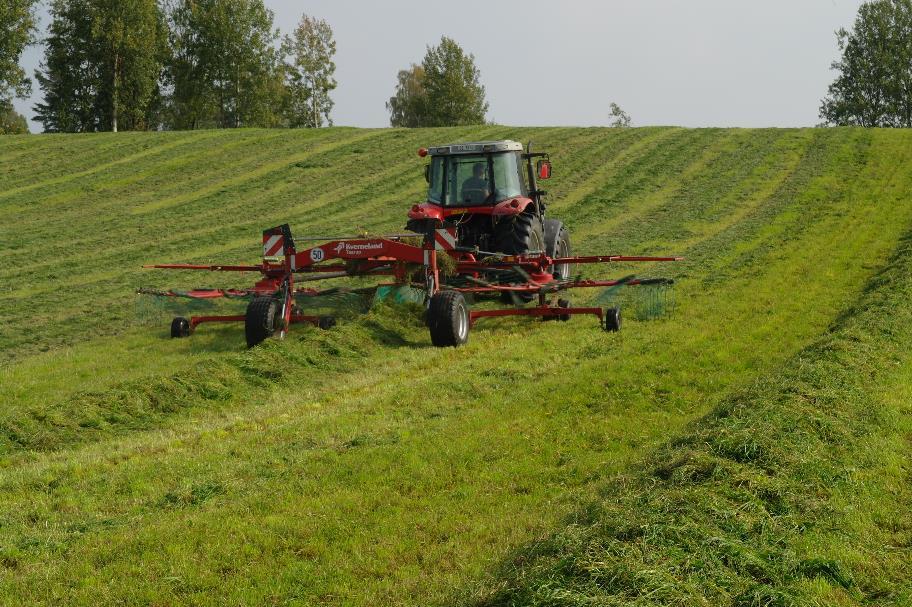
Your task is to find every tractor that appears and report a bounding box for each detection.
[406,141,573,281]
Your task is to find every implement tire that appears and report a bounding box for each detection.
[170,317,190,338]
[604,307,622,333]
[246,296,278,348]
[427,290,470,347]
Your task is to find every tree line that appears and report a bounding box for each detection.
[0,0,340,133]
[32,0,339,132]
[6,0,912,134]
[1,1,489,134]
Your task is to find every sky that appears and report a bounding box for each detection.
[14,0,866,132]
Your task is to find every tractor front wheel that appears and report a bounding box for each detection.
[427,290,470,347]
[246,296,279,348]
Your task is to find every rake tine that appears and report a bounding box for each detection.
[595,274,638,305]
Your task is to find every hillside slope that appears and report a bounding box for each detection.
[0,127,910,605]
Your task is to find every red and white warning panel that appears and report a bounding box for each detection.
[434,227,458,251]
[263,233,285,258]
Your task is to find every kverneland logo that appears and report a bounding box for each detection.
[333,241,384,254]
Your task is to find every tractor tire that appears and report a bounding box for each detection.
[544,219,575,281]
[494,212,545,256]
[496,213,545,304]
[170,317,190,338]
[245,296,279,348]
[318,316,337,330]
[542,298,571,322]
[604,307,622,332]
[427,290,470,347]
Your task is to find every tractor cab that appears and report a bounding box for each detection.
[419,140,551,209]
[425,141,528,206]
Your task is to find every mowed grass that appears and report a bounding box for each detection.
[0,127,910,605]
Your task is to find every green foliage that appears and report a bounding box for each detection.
[0,102,28,134]
[91,0,169,132]
[280,14,337,128]
[0,0,37,108]
[1,128,912,605]
[34,0,168,133]
[387,36,488,127]
[386,63,427,127]
[609,101,632,128]
[165,0,282,129]
[820,0,912,127]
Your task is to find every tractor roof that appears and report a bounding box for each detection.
[427,140,523,156]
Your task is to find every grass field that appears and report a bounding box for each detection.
[0,127,910,605]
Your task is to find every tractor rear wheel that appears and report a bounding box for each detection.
[545,219,574,281]
[558,298,572,322]
[604,307,622,332]
[495,212,545,255]
[496,213,545,304]
[246,296,279,348]
[427,290,470,347]
[170,317,190,338]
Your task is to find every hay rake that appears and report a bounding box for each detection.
[142,223,681,347]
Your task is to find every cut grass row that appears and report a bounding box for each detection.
[471,194,912,607]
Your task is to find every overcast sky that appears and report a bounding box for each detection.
[14,0,865,132]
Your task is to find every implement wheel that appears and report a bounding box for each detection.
[170,317,190,338]
[246,296,279,348]
[604,307,622,332]
[427,291,470,347]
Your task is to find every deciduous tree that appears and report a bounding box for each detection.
[386,64,426,128]
[281,14,337,128]
[34,0,168,132]
[387,37,487,127]
[0,104,29,134]
[820,0,912,127]
[609,102,631,128]
[166,0,281,129]
[421,37,487,126]
[0,0,38,133]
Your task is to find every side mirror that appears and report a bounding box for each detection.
[537,160,552,180]
[424,165,430,183]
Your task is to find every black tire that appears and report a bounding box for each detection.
[318,316,336,330]
[544,219,574,281]
[558,298,572,322]
[604,307,622,332]
[427,290,470,347]
[246,296,278,348]
[494,212,545,256]
[170,317,190,338]
[495,213,544,304]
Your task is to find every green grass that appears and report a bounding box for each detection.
[470,220,912,607]
[0,127,910,605]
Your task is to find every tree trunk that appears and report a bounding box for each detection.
[312,76,318,128]
[112,52,119,133]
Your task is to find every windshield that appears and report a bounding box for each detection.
[427,152,524,206]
